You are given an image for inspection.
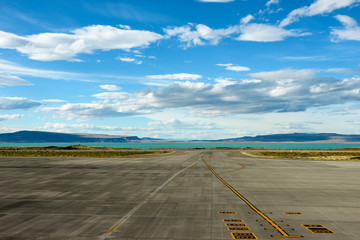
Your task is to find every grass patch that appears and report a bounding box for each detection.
[240,151,360,161]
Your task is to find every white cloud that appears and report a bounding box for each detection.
[280,0,360,27]
[241,14,254,24]
[0,59,142,82]
[282,55,330,61]
[0,25,162,61]
[197,0,235,2]
[164,24,239,47]
[118,57,136,62]
[331,15,360,41]
[0,114,23,121]
[117,24,131,30]
[92,92,129,99]
[45,68,360,119]
[117,57,142,64]
[165,21,307,46]
[217,63,250,72]
[334,14,358,27]
[0,31,27,48]
[248,68,317,81]
[44,100,154,119]
[36,122,141,133]
[42,99,67,103]
[0,72,32,86]
[238,23,308,42]
[99,84,122,91]
[0,59,90,81]
[146,73,202,80]
[266,0,280,7]
[148,119,217,131]
[0,97,41,110]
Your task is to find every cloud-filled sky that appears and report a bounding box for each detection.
[1,0,360,139]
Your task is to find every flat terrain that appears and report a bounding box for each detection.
[0,150,359,239]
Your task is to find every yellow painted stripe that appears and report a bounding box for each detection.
[190,162,198,172]
[202,156,302,238]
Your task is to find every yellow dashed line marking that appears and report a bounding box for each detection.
[231,232,258,239]
[284,212,303,215]
[228,227,251,231]
[226,223,246,226]
[223,219,244,222]
[302,224,335,234]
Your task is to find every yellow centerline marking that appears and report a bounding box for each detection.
[202,156,302,238]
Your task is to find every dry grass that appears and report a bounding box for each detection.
[0,145,172,158]
[240,151,360,161]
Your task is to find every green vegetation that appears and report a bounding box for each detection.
[241,151,360,161]
[0,145,171,158]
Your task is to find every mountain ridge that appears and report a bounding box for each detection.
[0,131,140,143]
[0,131,360,143]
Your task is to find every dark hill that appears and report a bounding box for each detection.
[0,131,140,143]
[220,133,360,142]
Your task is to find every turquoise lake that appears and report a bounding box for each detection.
[1,142,360,149]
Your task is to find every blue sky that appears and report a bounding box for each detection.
[1,0,360,140]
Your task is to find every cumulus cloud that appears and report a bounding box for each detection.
[146,73,202,80]
[44,100,154,119]
[0,25,162,61]
[237,23,308,42]
[45,68,360,118]
[0,114,23,121]
[331,15,360,41]
[217,63,250,72]
[0,97,41,110]
[0,72,32,86]
[165,21,306,46]
[164,24,239,47]
[99,84,122,91]
[280,0,360,27]
[248,68,317,81]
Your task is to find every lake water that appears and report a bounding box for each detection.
[1,142,360,149]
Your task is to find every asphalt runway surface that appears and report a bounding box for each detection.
[0,150,359,239]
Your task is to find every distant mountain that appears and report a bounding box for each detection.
[0,131,141,143]
[218,133,360,142]
[1,131,360,143]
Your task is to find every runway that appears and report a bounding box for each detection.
[0,150,359,239]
